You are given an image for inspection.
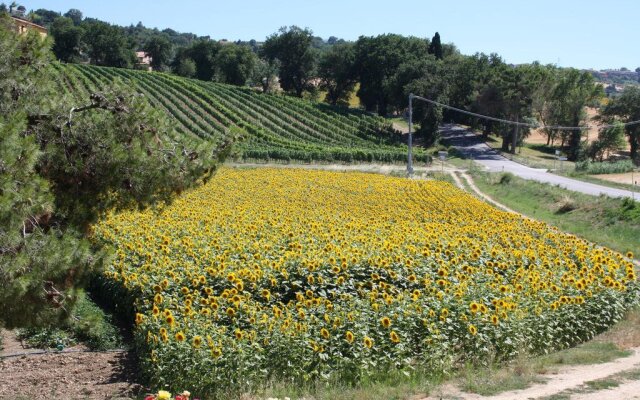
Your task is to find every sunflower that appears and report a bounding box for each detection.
[211,347,222,358]
[468,324,478,336]
[345,330,354,344]
[227,307,236,317]
[320,328,330,339]
[192,335,203,348]
[175,331,186,342]
[390,331,400,343]
[135,313,144,325]
[165,315,175,327]
[380,316,391,329]
[363,336,374,349]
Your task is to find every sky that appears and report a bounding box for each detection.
[20,0,640,70]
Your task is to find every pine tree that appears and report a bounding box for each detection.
[0,16,233,328]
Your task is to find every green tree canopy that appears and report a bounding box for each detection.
[82,19,136,68]
[599,85,640,164]
[318,43,357,106]
[263,26,317,97]
[213,44,256,86]
[143,35,173,71]
[0,17,232,329]
[353,34,429,115]
[428,32,443,60]
[49,16,83,62]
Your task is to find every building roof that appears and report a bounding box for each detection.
[10,16,48,32]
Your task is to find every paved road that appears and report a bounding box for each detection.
[441,124,639,199]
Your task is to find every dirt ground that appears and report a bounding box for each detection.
[0,330,144,400]
[527,108,632,152]
[592,171,639,186]
[424,347,640,399]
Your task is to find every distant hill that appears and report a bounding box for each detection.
[588,69,639,87]
[53,64,427,163]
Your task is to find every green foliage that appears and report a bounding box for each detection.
[318,43,357,106]
[575,159,635,175]
[263,25,317,97]
[599,86,640,164]
[213,43,256,86]
[82,19,136,68]
[55,63,427,164]
[353,34,429,115]
[16,290,124,350]
[0,19,230,329]
[428,32,443,60]
[143,35,173,71]
[499,172,514,185]
[49,16,83,62]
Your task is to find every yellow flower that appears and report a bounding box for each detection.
[157,390,171,400]
[175,331,186,342]
[390,331,400,343]
[320,328,330,339]
[192,335,203,348]
[380,316,391,329]
[468,324,478,336]
[345,330,354,343]
[135,313,144,325]
[364,336,374,349]
[211,347,222,358]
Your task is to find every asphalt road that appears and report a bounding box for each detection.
[441,124,639,199]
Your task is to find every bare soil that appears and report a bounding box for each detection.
[0,330,144,400]
[591,171,639,186]
[424,347,640,400]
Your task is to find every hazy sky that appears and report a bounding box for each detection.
[21,0,640,70]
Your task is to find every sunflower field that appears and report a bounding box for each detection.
[94,168,638,397]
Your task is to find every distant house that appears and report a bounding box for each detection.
[136,51,153,71]
[9,6,47,37]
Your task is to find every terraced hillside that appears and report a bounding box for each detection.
[52,64,429,163]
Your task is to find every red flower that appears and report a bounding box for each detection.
[144,396,155,400]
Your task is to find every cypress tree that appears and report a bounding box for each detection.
[429,32,443,60]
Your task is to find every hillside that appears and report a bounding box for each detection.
[52,64,428,163]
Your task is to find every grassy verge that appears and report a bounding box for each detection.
[482,136,575,170]
[16,290,125,351]
[470,171,640,256]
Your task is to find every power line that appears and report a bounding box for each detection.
[412,95,640,131]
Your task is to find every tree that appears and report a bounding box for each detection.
[63,8,83,25]
[547,69,602,160]
[31,8,61,27]
[0,17,233,329]
[143,35,172,71]
[353,34,429,115]
[599,85,640,164]
[318,43,357,106]
[176,57,196,78]
[428,32,443,60]
[175,40,221,81]
[82,20,136,68]
[0,4,7,13]
[251,58,279,93]
[50,17,83,62]
[213,44,256,86]
[262,26,317,97]
[588,122,625,162]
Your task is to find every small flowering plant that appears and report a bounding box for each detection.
[145,390,197,400]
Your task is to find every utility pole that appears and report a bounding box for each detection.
[512,117,519,154]
[407,93,414,177]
